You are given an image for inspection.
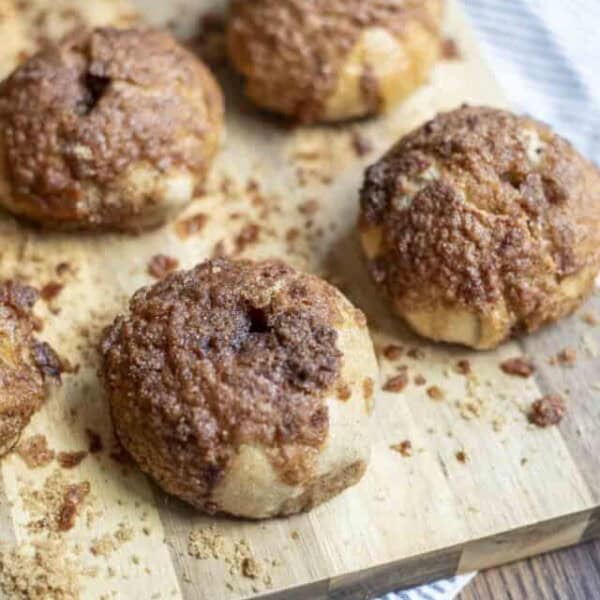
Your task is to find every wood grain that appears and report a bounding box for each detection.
[0,1,599,599]
[459,539,600,600]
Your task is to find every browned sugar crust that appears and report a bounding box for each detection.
[0,27,223,230]
[101,259,344,511]
[228,0,441,122]
[0,281,45,457]
[360,106,600,335]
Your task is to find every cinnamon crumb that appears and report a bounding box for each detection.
[336,383,352,401]
[426,385,445,400]
[455,359,471,375]
[441,37,461,59]
[297,199,319,216]
[57,481,91,531]
[55,262,71,276]
[552,347,577,366]
[234,223,260,253]
[414,374,426,386]
[500,356,535,377]
[582,311,599,326]
[57,451,87,469]
[40,282,64,301]
[17,434,55,468]
[147,254,179,279]
[383,373,408,393]
[455,450,468,464]
[390,440,412,457]
[285,227,300,243]
[382,344,404,360]
[529,395,566,427]
[32,341,63,381]
[175,213,208,238]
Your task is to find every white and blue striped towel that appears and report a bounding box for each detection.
[379,1,599,598]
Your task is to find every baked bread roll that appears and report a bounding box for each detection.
[359,106,600,349]
[228,0,443,123]
[0,27,223,232]
[101,258,377,518]
[0,281,59,456]
[0,0,137,79]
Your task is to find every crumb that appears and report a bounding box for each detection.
[0,541,81,599]
[17,434,55,468]
[175,213,208,239]
[241,557,262,580]
[426,385,445,400]
[40,282,64,302]
[336,383,352,401]
[390,440,412,457]
[441,37,461,59]
[90,524,134,557]
[500,356,536,377]
[32,341,63,381]
[234,223,260,253]
[582,311,599,326]
[455,359,471,375]
[382,344,404,360]
[351,131,373,157]
[21,470,90,535]
[285,227,300,243]
[297,199,319,216]
[57,451,87,469]
[147,254,179,279]
[491,415,506,432]
[187,526,225,560]
[456,397,485,420]
[57,481,91,531]
[55,262,71,276]
[551,347,577,366]
[290,530,300,541]
[407,347,425,360]
[455,450,468,464]
[383,373,408,393]
[529,395,566,427]
[85,429,103,454]
[414,374,426,386]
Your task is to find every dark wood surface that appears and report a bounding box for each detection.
[459,539,600,600]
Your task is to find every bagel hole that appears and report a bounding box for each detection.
[248,306,270,334]
[78,73,111,115]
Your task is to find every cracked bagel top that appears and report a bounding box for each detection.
[359,106,600,323]
[0,27,223,229]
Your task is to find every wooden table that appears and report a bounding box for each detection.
[459,539,600,599]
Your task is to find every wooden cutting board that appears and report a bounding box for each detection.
[1,1,599,599]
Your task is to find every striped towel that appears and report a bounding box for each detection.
[379,1,599,599]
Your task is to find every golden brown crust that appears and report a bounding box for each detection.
[228,0,442,123]
[0,27,223,231]
[101,258,347,513]
[0,281,49,456]
[359,106,600,345]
